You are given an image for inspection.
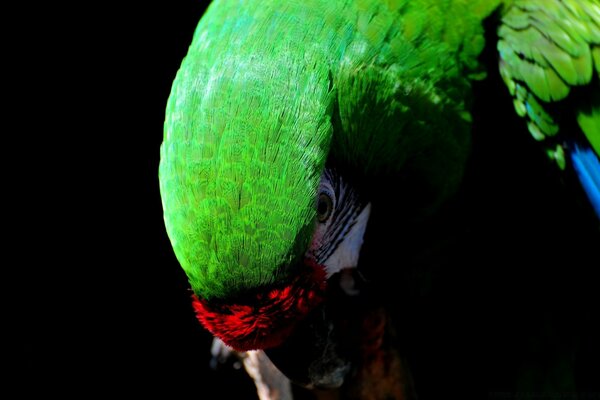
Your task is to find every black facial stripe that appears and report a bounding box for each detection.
[324,203,358,248]
[317,215,359,263]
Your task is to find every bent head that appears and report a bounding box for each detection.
[159,15,337,350]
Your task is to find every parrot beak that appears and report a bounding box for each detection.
[264,273,361,389]
[265,272,417,398]
[264,298,351,389]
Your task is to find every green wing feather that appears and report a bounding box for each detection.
[498,0,600,167]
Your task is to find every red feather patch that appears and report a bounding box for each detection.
[191,259,327,351]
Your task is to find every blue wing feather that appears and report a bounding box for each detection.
[570,144,600,219]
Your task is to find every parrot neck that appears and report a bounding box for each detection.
[192,258,327,352]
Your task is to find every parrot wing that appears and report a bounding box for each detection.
[497,0,600,217]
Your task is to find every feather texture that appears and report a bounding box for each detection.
[161,1,342,299]
[498,0,600,159]
[161,0,600,306]
[159,0,505,300]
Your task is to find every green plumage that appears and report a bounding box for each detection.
[161,1,338,299]
[159,0,599,301]
[498,0,600,159]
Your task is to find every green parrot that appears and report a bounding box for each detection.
[159,0,599,394]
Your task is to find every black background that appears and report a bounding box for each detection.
[19,1,599,398]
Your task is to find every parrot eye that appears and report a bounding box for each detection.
[317,193,333,222]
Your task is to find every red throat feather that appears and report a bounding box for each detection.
[191,259,327,351]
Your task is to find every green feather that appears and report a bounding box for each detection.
[161,1,340,299]
[594,47,600,79]
[160,0,506,300]
[577,91,600,156]
[497,0,599,167]
[162,0,600,304]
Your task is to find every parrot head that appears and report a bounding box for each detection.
[158,19,371,351]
